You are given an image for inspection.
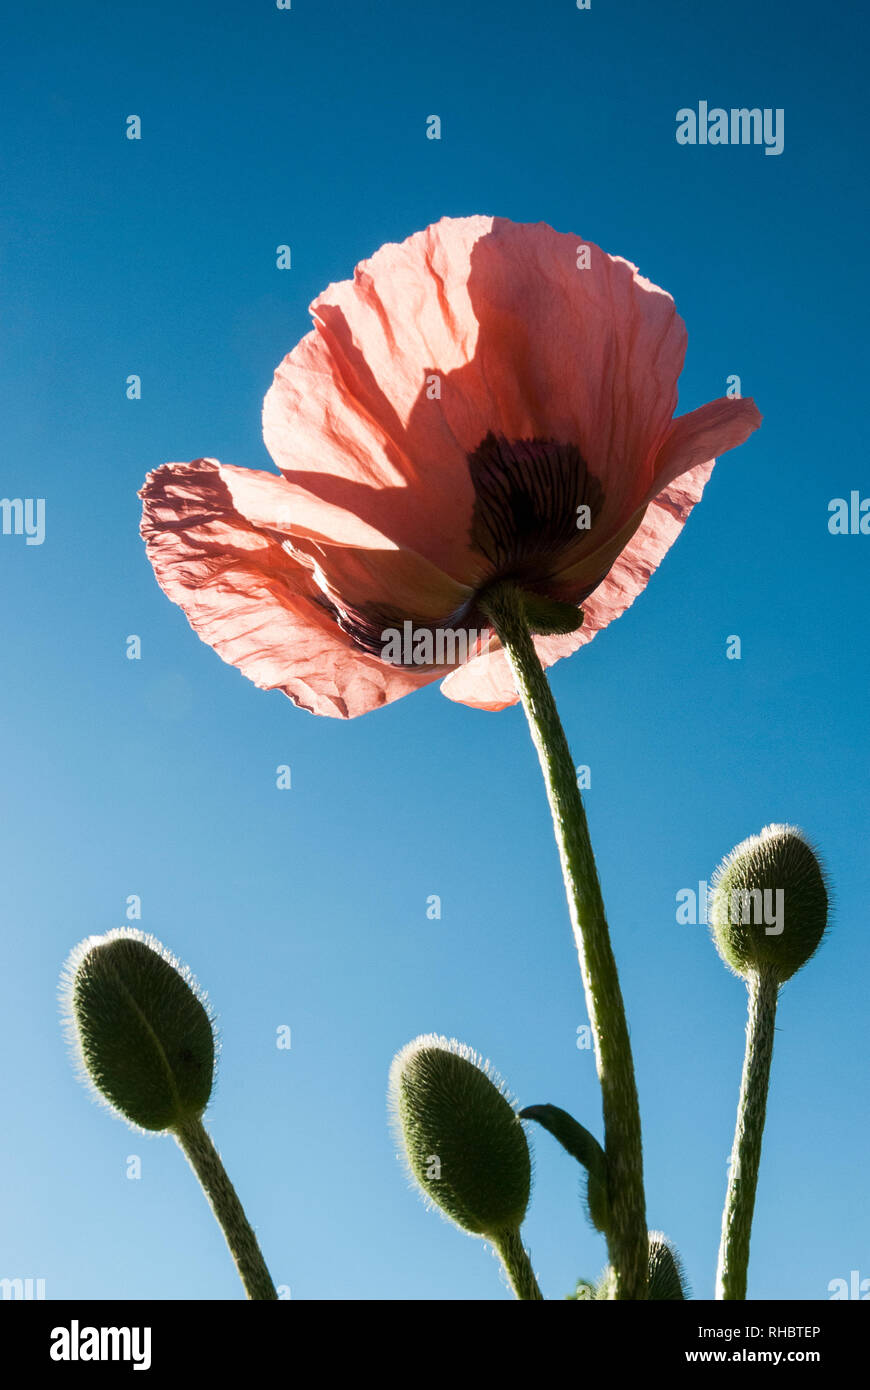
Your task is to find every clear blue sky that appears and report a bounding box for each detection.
[1,0,867,1300]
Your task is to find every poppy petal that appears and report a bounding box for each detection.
[262,216,689,583]
[139,459,435,718]
[645,397,762,503]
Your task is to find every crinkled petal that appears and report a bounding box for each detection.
[643,397,761,503]
[263,216,689,581]
[139,459,435,718]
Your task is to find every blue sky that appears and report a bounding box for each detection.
[1,0,867,1300]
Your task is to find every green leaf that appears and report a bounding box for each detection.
[518,592,585,636]
[520,1103,609,1233]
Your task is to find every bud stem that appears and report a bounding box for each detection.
[479,582,647,1299]
[174,1118,278,1300]
[716,966,779,1299]
[493,1228,544,1300]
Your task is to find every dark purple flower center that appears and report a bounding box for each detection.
[468,432,603,590]
[334,432,604,668]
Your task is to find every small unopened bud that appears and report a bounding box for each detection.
[647,1232,690,1300]
[61,929,215,1132]
[595,1232,688,1300]
[389,1035,531,1239]
[566,1278,596,1301]
[708,824,828,984]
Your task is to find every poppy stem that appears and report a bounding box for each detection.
[174,1118,279,1300]
[493,1227,545,1300]
[715,966,779,1300]
[479,582,648,1299]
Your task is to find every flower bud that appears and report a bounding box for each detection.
[566,1278,596,1300]
[647,1232,689,1300]
[595,1232,688,1300]
[61,929,215,1132]
[708,824,828,984]
[389,1035,531,1238]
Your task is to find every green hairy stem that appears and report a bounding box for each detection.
[174,1119,278,1301]
[716,967,779,1300]
[480,582,648,1300]
[494,1227,544,1301]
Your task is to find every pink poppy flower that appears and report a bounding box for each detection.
[140,215,760,717]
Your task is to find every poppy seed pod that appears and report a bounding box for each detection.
[389,1035,531,1239]
[708,824,828,984]
[61,929,215,1132]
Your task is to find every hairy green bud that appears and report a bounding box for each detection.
[708,824,828,984]
[595,1232,688,1300]
[389,1035,531,1239]
[647,1232,690,1299]
[61,929,215,1132]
